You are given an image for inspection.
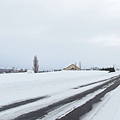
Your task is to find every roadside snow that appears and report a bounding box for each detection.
[0,70,120,119]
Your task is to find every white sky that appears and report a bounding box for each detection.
[0,0,120,70]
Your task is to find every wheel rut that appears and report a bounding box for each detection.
[0,96,48,112]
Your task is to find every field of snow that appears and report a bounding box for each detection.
[0,70,120,120]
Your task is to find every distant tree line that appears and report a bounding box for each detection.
[0,68,27,74]
[100,67,115,72]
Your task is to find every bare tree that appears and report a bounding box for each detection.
[33,55,39,73]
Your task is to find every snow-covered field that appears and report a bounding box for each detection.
[0,70,120,120]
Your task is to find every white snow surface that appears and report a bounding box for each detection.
[0,70,120,120]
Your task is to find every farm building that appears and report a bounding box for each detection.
[63,64,80,70]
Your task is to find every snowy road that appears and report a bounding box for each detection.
[0,71,120,120]
[57,76,120,120]
[12,75,118,120]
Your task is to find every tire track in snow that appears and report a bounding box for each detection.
[0,96,48,112]
[13,76,120,120]
[73,75,118,89]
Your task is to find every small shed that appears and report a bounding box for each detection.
[63,64,80,70]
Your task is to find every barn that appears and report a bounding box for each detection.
[63,64,80,70]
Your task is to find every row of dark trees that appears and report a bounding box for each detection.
[100,67,115,72]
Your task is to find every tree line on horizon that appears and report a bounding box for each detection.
[0,56,116,74]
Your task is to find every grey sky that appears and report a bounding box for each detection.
[0,0,120,70]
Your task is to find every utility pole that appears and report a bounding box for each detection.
[79,62,81,70]
[75,62,76,70]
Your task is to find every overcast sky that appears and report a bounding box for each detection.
[0,0,120,70]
